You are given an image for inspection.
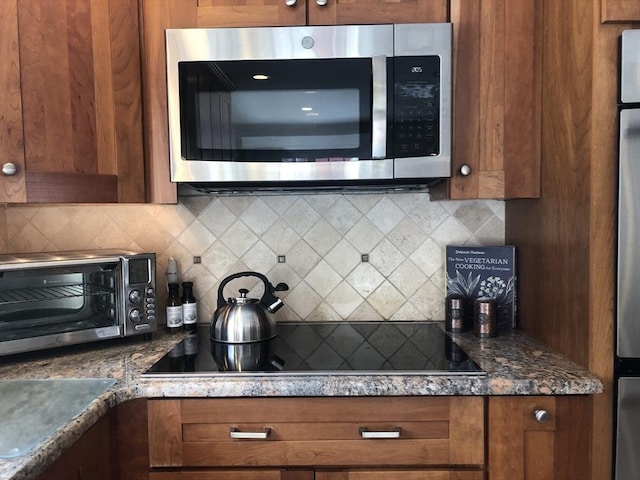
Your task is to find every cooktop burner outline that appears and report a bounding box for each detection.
[142,321,485,377]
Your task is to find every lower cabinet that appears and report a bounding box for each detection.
[147,397,485,477]
[36,410,113,480]
[487,395,592,480]
[150,470,483,480]
[37,395,594,480]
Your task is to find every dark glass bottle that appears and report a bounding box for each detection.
[181,281,198,332]
[165,282,183,333]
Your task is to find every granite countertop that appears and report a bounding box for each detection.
[0,325,603,480]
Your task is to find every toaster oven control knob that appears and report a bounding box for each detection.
[129,309,141,322]
[2,162,17,176]
[459,164,472,176]
[129,289,142,303]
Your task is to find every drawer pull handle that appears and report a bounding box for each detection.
[229,427,272,439]
[359,427,401,439]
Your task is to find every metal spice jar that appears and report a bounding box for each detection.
[473,297,497,338]
[445,294,467,333]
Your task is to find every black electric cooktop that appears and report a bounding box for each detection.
[143,322,484,377]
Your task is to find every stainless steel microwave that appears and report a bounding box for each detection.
[0,250,156,356]
[165,23,452,192]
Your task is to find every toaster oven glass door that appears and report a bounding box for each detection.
[0,262,122,354]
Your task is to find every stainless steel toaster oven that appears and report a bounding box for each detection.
[0,250,156,356]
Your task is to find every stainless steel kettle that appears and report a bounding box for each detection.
[210,272,288,343]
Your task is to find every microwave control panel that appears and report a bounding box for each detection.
[392,56,441,158]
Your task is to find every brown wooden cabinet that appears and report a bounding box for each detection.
[601,0,640,21]
[36,411,113,480]
[147,397,485,477]
[0,0,145,204]
[487,396,592,480]
[140,0,448,204]
[438,0,540,200]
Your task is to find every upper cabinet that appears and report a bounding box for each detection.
[0,0,145,204]
[601,0,640,21]
[140,0,448,204]
[443,0,540,199]
[141,0,538,203]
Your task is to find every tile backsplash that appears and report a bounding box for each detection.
[1,193,504,324]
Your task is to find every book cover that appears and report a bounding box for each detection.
[445,245,517,331]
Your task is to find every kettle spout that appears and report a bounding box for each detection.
[266,297,285,313]
[264,282,289,313]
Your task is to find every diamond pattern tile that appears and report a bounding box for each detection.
[1,193,504,325]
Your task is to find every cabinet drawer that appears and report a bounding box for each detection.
[148,397,484,468]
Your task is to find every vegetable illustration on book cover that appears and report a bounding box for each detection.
[445,245,517,331]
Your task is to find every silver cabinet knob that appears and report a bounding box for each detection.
[534,409,550,423]
[459,164,472,176]
[316,0,328,5]
[285,0,296,5]
[2,162,17,176]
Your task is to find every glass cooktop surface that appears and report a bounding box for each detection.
[143,321,484,377]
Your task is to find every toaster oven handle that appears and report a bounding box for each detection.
[371,55,387,160]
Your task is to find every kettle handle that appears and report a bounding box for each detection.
[216,271,288,313]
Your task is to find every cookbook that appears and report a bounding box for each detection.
[445,245,517,331]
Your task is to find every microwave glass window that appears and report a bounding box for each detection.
[128,259,150,285]
[178,58,373,162]
[0,267,119,343]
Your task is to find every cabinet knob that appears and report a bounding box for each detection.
[2,162,17,176]
[533,409,550,423]
[459,164,472,176]
[285,0,296,5]
[316,0,328,5]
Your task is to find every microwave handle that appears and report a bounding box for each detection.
[371,55,387,159]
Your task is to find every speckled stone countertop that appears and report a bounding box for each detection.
[0,326,602,480]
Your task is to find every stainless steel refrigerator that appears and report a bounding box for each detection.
[616,28,640,480]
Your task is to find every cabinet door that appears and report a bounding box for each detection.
[36,412,112,480]
[308,0,448,25]
[488,396,592,480]
[601,0,640,21]
[444,0,540,199]
[1,0,145,204]
[0,0,26,202]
